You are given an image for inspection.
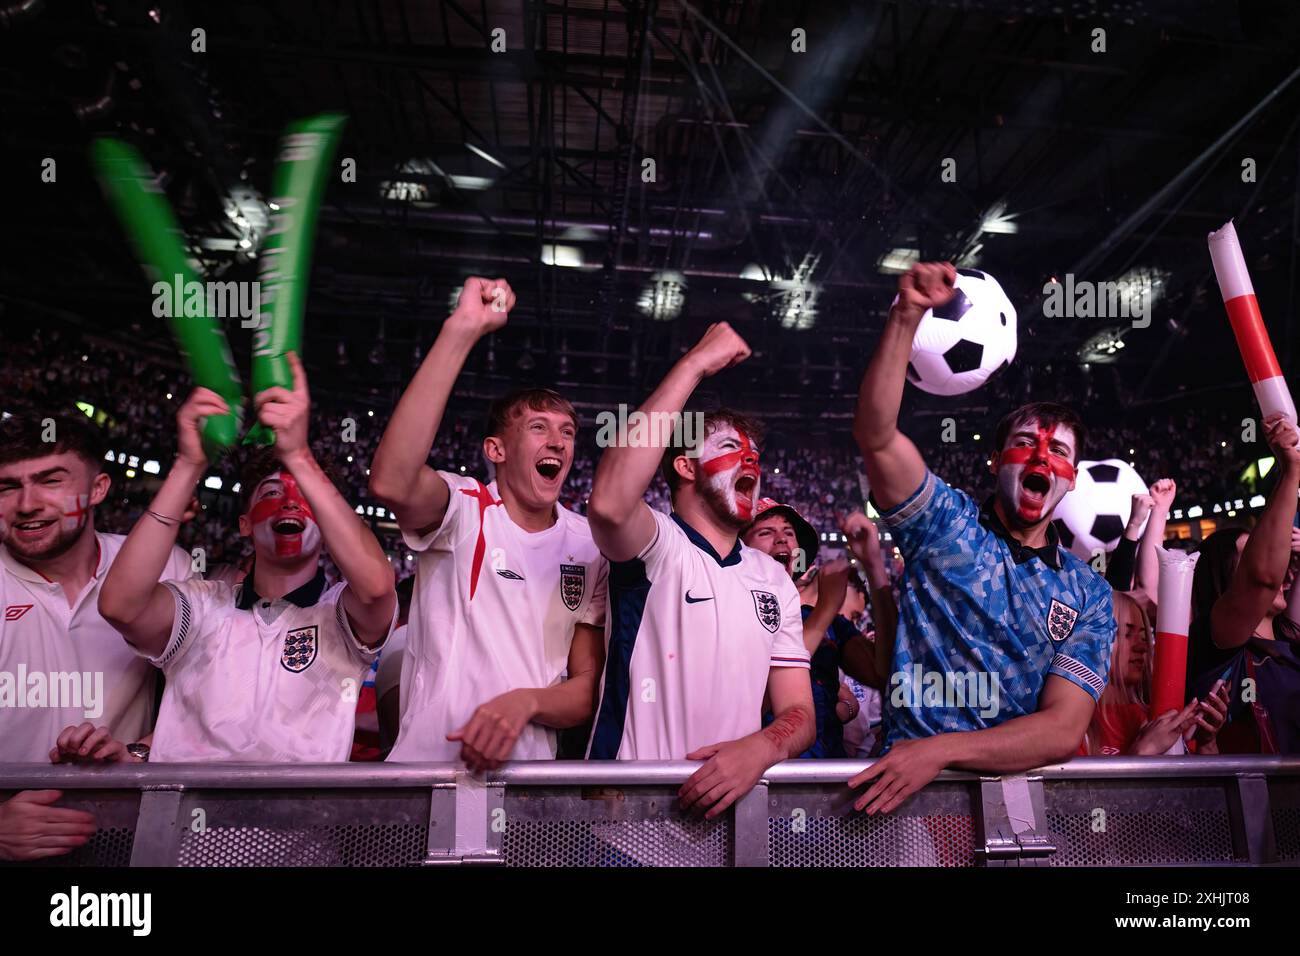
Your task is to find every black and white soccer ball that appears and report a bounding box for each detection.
[906,268,1017,396]
[1053,459,1149,561]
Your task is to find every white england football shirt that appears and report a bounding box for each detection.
[147,571,391,762]
[0,533,192,762]
[387,473,608,763]
[587,509,810,760]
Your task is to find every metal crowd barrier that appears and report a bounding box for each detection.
[2,756,1298,867]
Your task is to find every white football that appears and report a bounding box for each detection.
[906,268,1017,396]
[1054,459,1149,561]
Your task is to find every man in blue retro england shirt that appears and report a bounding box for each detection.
[847,260,1116,815]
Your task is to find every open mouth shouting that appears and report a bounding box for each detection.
[272,515,306,536]
[1020,468,1051,505]
[535,456,564,482]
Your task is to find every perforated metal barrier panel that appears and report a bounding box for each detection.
[500,787,731,867]
[1043,779,1235,866]
[1270,779,1300,864]
[767,783,975,867]
[2,759,1297,867]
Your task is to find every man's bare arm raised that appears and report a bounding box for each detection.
[587,322,751,561]
[369,277,515,536]
[852,262,957,511]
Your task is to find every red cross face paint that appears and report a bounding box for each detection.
[248,471,320,560]
[697,425,761,526]
[994,422,1077,526]
[60,493,91,535]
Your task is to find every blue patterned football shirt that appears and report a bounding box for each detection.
[879,471,1116,750]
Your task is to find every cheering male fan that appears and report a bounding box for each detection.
[0,414,192,859]
[586,322,814,819]
[849,261,1115,814]
[371,278,608,770]
[98,354,396,761]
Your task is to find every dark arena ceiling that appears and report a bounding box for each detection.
[2,0,1299,432]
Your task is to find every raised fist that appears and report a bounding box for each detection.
[1264,414,1300,469]
[1148,478,1176,512]
[685,322,751,378]
[448,277,515,337]
[894,261,957,324]
[840,511,881,567]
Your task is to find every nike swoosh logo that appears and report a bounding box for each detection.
[685,591,714,604]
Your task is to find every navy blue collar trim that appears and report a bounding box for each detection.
[671,513,743,567]
[236,565,328,610]
[979,497,1062,571]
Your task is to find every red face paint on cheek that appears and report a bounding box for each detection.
[998,426,1076,481]
[249,472,315,526]
[698,430,760,478]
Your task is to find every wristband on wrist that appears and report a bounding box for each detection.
[126,743,150,762]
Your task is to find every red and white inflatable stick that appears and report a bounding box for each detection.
[1150,547,1199,719]
[1207,220,1296,425]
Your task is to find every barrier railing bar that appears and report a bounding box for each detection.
[4,756,1299,791]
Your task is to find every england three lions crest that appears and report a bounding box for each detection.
[560,564,585,612]
[1046,599,1079,643]
[282,625,319,672]
[751,590,781,634]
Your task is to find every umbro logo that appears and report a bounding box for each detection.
[685,591,714,604]
[495,568,525,581]
[4,604,33,621]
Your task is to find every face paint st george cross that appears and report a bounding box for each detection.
[61,493,91,534]
[697,426,761,523]
[249,471,321,559]
[995,424,1076,525]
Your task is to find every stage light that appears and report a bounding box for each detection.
[878,248,920,274]
[980,201,1018,235]
[144,460,160,474]
[637,271,686,321]
[204,476,222,490]
[465,143,507,170]
[125,469,136,478]
[1250,495,1266,507]
[1187,506,1203,518]
[541,244,584,268]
